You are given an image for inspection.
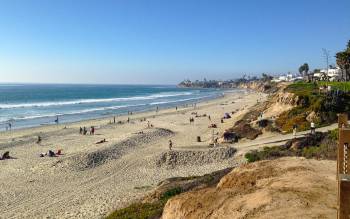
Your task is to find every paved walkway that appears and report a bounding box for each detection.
[235,123,338,155]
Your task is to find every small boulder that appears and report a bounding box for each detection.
[306,111,320,123]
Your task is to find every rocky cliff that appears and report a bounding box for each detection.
[238,81,278,93]
[262,86,298,118]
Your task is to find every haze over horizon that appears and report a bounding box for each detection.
[0,0,349,85]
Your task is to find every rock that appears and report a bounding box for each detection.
[155,147,236,169]
[230,120,262,140]
[306,111,321,123]
[284,132,326,150]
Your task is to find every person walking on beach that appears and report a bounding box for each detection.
[89,126,95,135]
[36,136,42,144]
[127,117,130,123]
[292,124,297,138]
[113,116,116,124]
[79,127,83,134]
[168,140,173,151]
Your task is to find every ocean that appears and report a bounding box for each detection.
[0,84,235,130]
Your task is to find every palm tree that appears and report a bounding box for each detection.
[299,65,304,76]
[299,63,309,80]
[336,52,350,81]
[336,40,350,81]
[303,63,309,75]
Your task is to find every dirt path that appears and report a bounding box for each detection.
[234,123,338,156]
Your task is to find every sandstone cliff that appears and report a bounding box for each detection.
[162,157,336,219]
[262,88,298,118]
[238,81,278,93]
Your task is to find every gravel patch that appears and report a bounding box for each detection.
[155,147,236,169]
[60,128,174,171]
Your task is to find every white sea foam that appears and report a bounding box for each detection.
[0,92,193,109]
[149,95,214,105]
[3,103,148,122]
[0,95,213,123]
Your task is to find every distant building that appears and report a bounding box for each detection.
[312,66,341,81]
[272,73,302,82]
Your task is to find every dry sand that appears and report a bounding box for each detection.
[0,90,266,219]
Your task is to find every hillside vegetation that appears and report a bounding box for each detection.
[276,81,350,132]
[245,129,338,163]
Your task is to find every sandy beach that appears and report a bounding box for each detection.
[0,90,266,219]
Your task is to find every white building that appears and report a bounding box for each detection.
[272,73,302,82]
[313,66,341,81]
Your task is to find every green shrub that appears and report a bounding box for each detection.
[245,150,261,162]
[276,111,309,133]
[286,82,318,96]
[202,174,215,184]
[106,187,183,219]
[301,142,337,160]
[318,81,350,92]
[106,202,164,219]
[329,129,339,141]
[245,146,294,163]
[301,146,320,159]
[160,187,182,201]
[245,130,338,163]
[277,81,350,132]
[309,96,324,112]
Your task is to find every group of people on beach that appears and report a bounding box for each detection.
[79,126,95,135]
[39,149,62,158]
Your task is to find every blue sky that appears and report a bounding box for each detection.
[0,0,349,84]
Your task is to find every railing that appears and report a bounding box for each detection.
[337,114,350,219]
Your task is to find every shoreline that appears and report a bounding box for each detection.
[0,89,238,133]
[0,89,244,137]
[0,89,264,218]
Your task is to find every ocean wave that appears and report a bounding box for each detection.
[0,92,221,126]
[0,92,193,109]
[1,103,148,122]
[149,95,214,105]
